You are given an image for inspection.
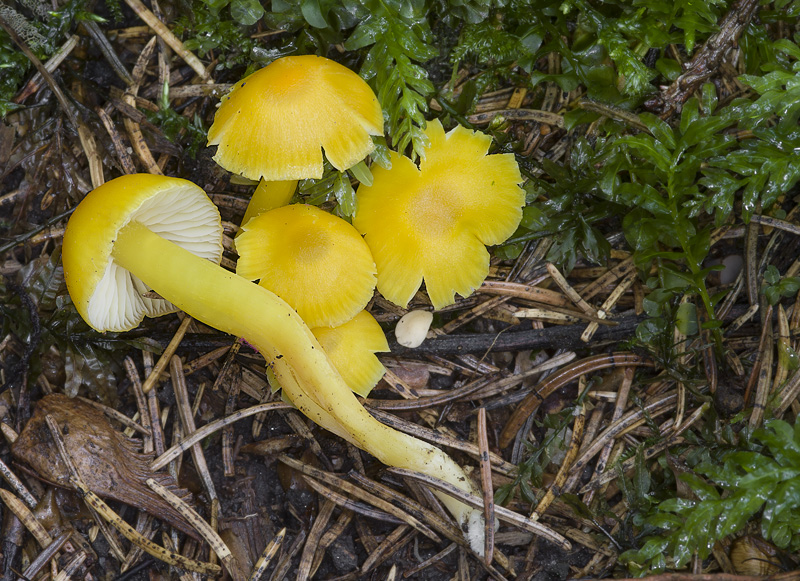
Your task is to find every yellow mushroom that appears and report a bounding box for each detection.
[353,119,525,310]
[62,174,485,553]
[236,204,388,395]
[207,55,384,225]
[235,204,376,329]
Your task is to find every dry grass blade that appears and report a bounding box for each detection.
[479,280,571,307]
[0,455,37,507]
[576,257,637,301]
[146,478,243,581]
[477,407,495,564]
[368,407,517,476]
[52,549,87,581]
[40,416,129,562]
[387,467,571,549]
[439,295,510,334]
[0,488,52,546]
[500,352,654,447]
[250,527,286,581]
[142,316,193,393]
[583,367,634,502]
[381,367,420,399]
[308,510,353,577]
[546,262,598,317]
[73,488,221,576]
[14,34,79,102]
[125,358,153,453]
[578,403,709,493]
[581,270,637,342]
[403,543,458,578]
[279,455,441,542]
[748,305,774,431]
[170,354,217,500]
[347,470,466,546]
[773,305,791,393]
[269,529,306,581]
[296,499,336,581]
[569,394,678,477]
[123,0,210,80]
[370,350,576,412]
[468,108,564,127]
[361,525,412,574]
[77,396,149,435]
[514,307,610,324]
[302,474,406,525]
[150,401,292,470]
[18,530,71,581]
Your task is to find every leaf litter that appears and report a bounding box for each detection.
[1,0,800,579]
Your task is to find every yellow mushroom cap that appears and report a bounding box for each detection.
[312,310,389,398]
[62,174,223,333]
[235,204,376,329]
[353,119,525,310]
[207,55,384,181]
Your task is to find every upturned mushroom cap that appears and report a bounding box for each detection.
[353,119,525,310]
[235,204,377,329]
[312,310,389,398]
[62,174,223,333]
[207,55,384,181]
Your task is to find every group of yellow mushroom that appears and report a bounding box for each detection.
[62,55,525,554]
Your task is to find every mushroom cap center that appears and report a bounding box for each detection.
[406,186,461,238]
[292,228,332,262]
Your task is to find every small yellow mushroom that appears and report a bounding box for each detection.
[207,55,384,225]
[235,204,377,329]
[353,119,525,310]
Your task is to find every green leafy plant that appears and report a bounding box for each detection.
[621,419,800,574]
[763,265,800,307]
[507,138,625,271]
[147,82,207,158]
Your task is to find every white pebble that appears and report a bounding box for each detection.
[395,310,433,348]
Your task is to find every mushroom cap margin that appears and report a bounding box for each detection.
[312,310,389,398]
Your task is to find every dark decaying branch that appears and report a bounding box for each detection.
[645,0,760,116]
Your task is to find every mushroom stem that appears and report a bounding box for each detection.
[241,179,296,227]
[112,220,486,553]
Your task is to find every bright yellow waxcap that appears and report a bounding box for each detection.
[353,119,524,309]
[62,174,223,333]
[312,310,389,397]
[207,55,384,181]
[235,204,376,329]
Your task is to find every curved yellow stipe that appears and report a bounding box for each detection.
[353,122,525,310]
[207,55,384,181]
[312,311,389,398]
[236,204,376,328]
[241,179,297,228]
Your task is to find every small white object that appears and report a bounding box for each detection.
[720,254,743,285]
[395,310,433,348]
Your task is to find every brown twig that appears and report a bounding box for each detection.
[477,407,495,565]
[387,468,571,550]
[122,0,211,80]
[645,0,760,115]
[499,352,655,448]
